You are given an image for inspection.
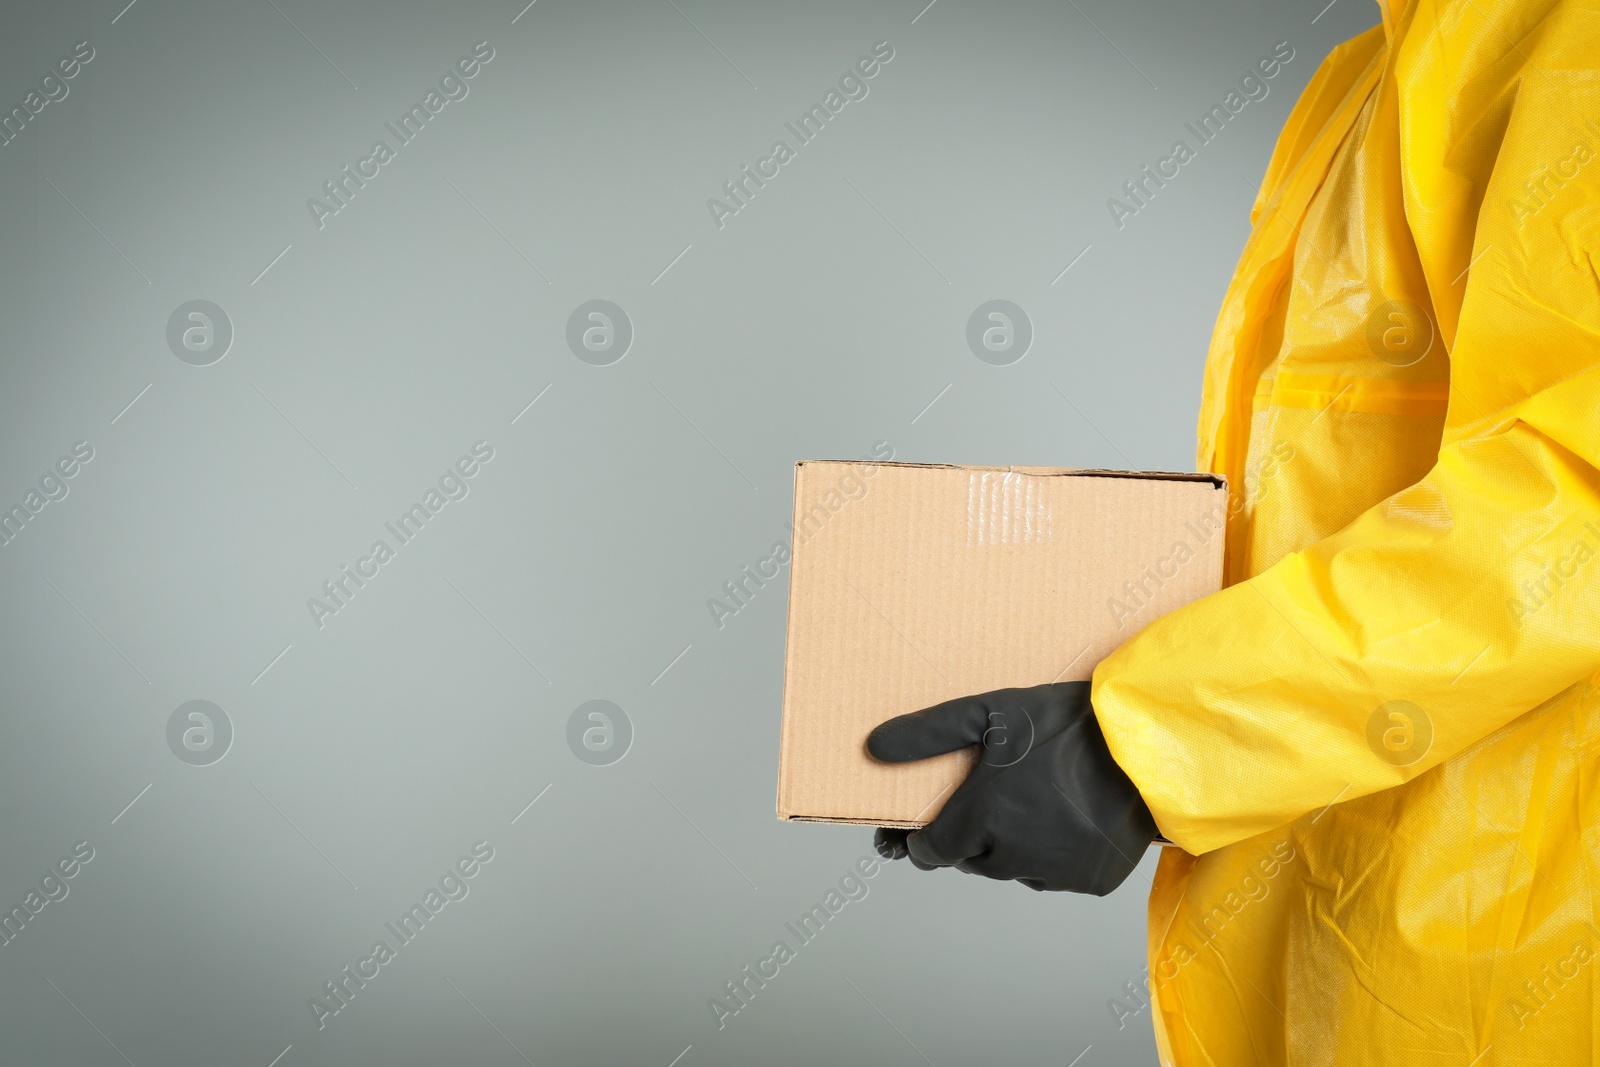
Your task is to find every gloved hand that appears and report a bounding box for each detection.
[868,681,1157,895]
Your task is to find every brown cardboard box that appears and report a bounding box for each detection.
[778,460,1226,827]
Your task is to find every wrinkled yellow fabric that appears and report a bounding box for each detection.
[1089,0,1600,1062]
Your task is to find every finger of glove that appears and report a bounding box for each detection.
[904,784,990,869]
[867,693,1000,763]
[907,820,989,869]
[952,839,1031,882]
[874,827,910,860]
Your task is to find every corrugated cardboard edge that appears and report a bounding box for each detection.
[776,460,1227,825]
[775,461,810,822]
[817,460,1225,488]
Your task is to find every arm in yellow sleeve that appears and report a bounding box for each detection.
[1094,390,1600,854]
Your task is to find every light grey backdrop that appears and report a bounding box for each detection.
[0,0,1376,1064]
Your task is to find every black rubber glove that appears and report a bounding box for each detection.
[868,681,1157,895]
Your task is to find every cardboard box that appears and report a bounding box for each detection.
[778,460,1227,827]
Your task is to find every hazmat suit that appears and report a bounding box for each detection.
[1088,0,1600,1062]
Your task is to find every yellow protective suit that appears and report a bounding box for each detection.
[1090,0,1600,1062]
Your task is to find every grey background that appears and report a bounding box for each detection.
[0,0,1377,1064]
